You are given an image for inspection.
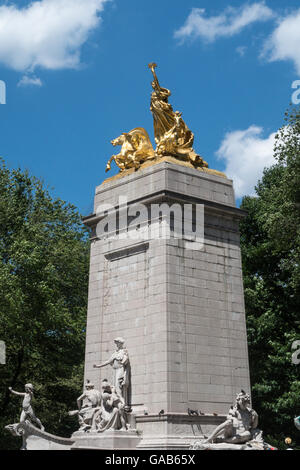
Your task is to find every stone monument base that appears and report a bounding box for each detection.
[71,429,142,450]
[190,440,274,451]
[5,422,75,450]
[135,413,226,450]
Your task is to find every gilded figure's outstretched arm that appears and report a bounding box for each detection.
[148,63,160,91]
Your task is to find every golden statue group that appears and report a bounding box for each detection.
[105,63,208,173]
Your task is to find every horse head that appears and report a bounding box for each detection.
[111,134,127,147]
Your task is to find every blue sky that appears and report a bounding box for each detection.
[0,0,300,213]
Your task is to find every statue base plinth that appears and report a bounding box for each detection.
[190,440,270,451]
[135,413,226,450]
[5,422,75,450]
[71,429,142,450]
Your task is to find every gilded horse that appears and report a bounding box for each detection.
[106,127,155,172]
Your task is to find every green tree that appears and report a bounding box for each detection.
[240,105,300,449]
[0,159,89,449]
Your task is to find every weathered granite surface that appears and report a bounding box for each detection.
[71,429,141,450]
[82,160,251,448]
[5,422,74,450]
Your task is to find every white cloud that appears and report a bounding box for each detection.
[216,126,276,198]
[262,9,300,74]
[18,75,43,87]
[174,3,274,43]
[236,45,247,57]
[0,0,109,72]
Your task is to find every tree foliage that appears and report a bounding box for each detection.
[240,105,300,449]
[0,160,89,449]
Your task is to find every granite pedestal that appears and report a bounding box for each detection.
[82,159,251,449]
[71,430,141,450]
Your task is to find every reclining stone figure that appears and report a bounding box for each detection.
[94,380,128,432]
[190,390,274,450]
[69,380,101,432]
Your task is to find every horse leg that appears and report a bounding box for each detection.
[115,154,127,171]
[105,155,114,173]
[126,153,140,170]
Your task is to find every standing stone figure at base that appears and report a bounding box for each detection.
[93,337,131,409]
[8,384,44,431]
